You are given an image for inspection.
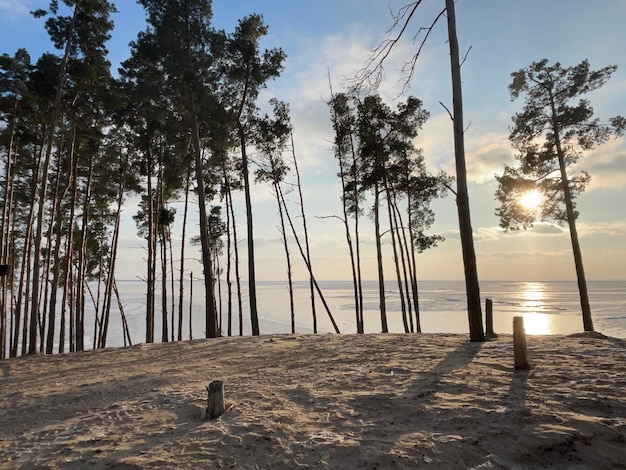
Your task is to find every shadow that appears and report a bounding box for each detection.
[328,341,490,467]
[506,368,530,421]
[0,362,8,378]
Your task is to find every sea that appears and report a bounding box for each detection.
[93,279,626,349]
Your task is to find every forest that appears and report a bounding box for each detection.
[1,0,623,358]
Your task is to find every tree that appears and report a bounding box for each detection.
[253,100,294,331]
[328,91,364,333]
[354,0,485,341]
[129,0,222,338]
[496,59,625,332]
[224,14,286,336]
[329,93,446,334]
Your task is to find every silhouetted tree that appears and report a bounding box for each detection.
[496,59,625,332]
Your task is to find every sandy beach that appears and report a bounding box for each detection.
[1,332,625,469]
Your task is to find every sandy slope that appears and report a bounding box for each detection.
[1,333,625,469]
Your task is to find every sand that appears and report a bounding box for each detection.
[1,332,625,469]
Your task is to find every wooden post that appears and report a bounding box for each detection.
[485,298,498,339]
[513,316,530,370]
[206,381,225,419]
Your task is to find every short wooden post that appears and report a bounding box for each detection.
[206,381,225,419]
[485,298,498,339]
[513,316,530,370]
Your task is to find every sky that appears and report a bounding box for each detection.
[1,0,625,282]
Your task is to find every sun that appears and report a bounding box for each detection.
[520,190,542,210]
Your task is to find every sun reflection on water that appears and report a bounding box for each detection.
[521,312,551,335]
[520,282,551,335]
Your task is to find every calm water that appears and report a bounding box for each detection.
[95,279,626,348]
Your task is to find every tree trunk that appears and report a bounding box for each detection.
[277,187,340,333]
[374,184,388,333]
[177,169,191,342]
[384,183,408,333]
[392,197,415,333]
[76,159,93,351]
[46,124,76,354]
[1,108,17,358]
[290,133,317,333]
[145,148,155,343]
[99,157,127,349]
[274,179,295,333]
[29,5,79,354]
[406,195,422,332]
[58,135,79,354]
[189,98,217,338]
[445,0,484,342]
[237,123,260,336]
[226,178,244,336]
[550,99,594,332]
[223,166,233,337]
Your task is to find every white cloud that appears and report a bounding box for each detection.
[0,0,29,16]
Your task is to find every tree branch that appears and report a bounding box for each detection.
[439,101,453,120]
[460,45,473,68]
[351,2,446,93]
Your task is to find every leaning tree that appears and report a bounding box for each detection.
[495,59,625,332]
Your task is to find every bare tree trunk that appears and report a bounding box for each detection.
[1,112,17,358]
[290,132,317,332]
[549,99,593,331]
[222,166,233,337]
[392,196,415,333]
[189,97,217,338]
[0,101,17,358]
[237,123,260,336]
[29,7,78,354]
[384,184,408,333]
[177,170,191,342]
[160,218,169,343]
[405,194,422,332]
[92,247,105,349]
[169,229,175,342]
[336,157,362,333]
[273,179,295,333]
[226,180,244,337]
[21,246,32,356]
[374,184,388,333]
[77,160,93,351]
[445,0,484,342]
[99,159,127,349]
[189,271,193,340]
[113,277,132,346]
[46,126,75,354]
[277,187,340,333]
[145,149,155,343]
[58,136,79,353]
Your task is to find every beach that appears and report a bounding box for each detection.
[1,332,625,469]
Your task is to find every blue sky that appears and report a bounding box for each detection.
[1,0,625,281]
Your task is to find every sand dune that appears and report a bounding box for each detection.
[1,332,625,469]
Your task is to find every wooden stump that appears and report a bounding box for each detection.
[206,381,225,419]
[485,298,498,339]
[513,316,531,370]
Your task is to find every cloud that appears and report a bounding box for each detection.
[577,220,626,237]
[529,223,564,235]
[483,249,570,259]
[418,115,514,184]
[465,134,515,184]
[0,0,29,16]
[578,137,626,190]
[474,226,502,241]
